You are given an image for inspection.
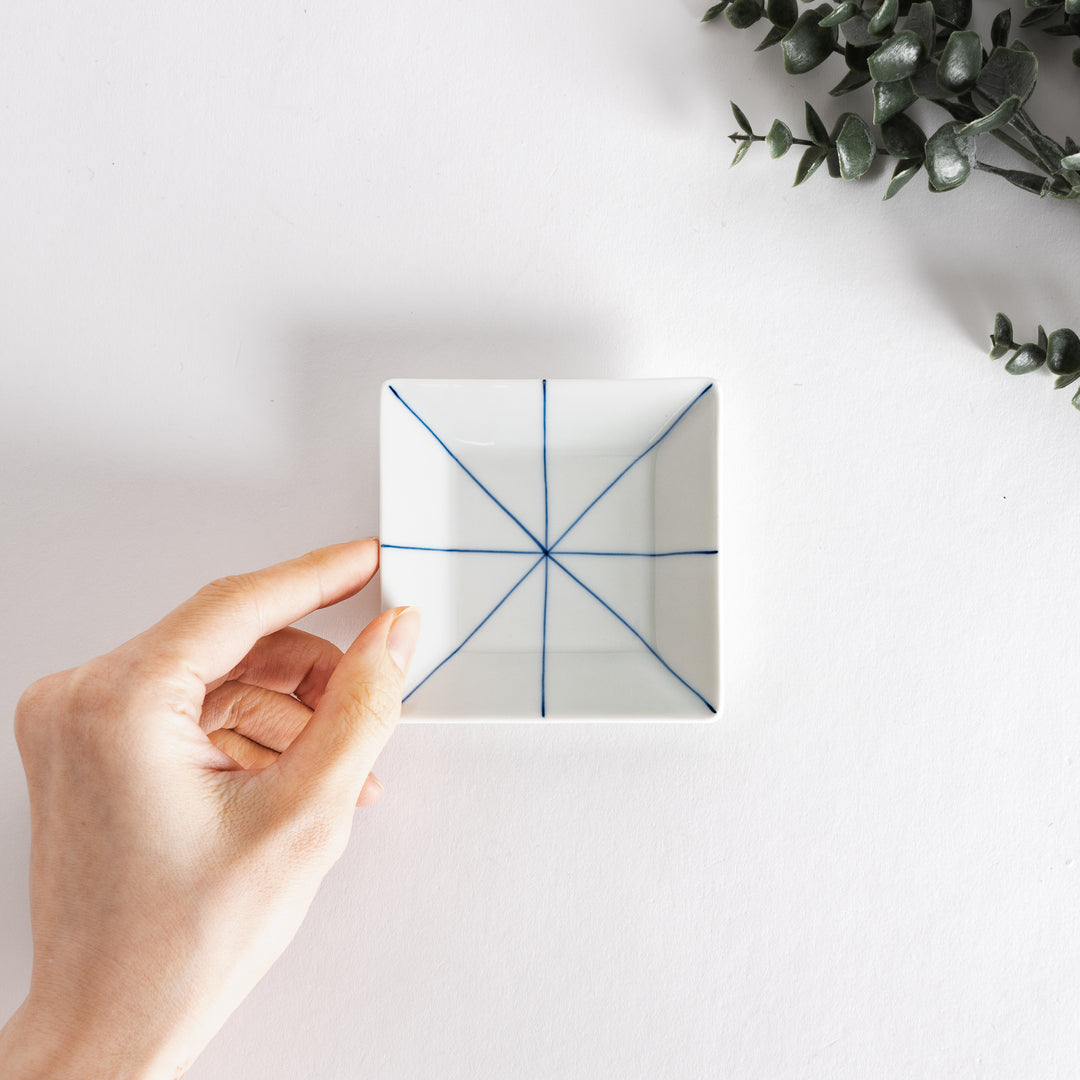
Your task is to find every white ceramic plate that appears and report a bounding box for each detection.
[380,378,720,722]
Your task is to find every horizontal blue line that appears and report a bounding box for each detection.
[382,544,717,558]
[548,555,716,714]
[552,549,718,558]
[382,544,539,555]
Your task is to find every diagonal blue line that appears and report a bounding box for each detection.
[404,556,545,703]
[541,556,549,717]
[547,555,716,714]
[381,544,538,555]
[389,385,544,552]
[549,383,714,552]
[553,549,718,558]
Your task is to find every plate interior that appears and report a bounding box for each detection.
[380,378,719,720]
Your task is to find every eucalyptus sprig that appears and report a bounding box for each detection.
[707,0,1080,199]
[990,314,1080,408]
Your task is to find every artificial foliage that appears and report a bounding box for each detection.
[706,0,1080,200]
[990,314,1080,407]
[707,0,1080,411]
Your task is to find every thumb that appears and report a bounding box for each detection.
[275,606,420,805]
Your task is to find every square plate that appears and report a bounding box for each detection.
[380,378,720,721]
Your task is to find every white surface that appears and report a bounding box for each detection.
[2,2,1079,1076]
[380,378,719,720]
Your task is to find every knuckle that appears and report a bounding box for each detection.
[199,573,259,611]
[266,799,352,868]
[13,672,64,747]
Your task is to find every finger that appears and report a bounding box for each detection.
[140,539,379,686]
[208,627,344,710]
[357,773,384,807]
[212,722,385,799]
[274,606,420,806]
[208,728,279,770]
[201,682,312,753]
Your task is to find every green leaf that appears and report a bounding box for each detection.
[820,1,858,27]
[1066,0,1080,14]
[1024,130,1065,174]
[975,161,1056,194]
[990,9,1012,48]
[881,113,927,158]
[1020,5,1060,27]
[937,30,984,94]
[1062,152,1080,169]
[702,2,731,21]
[1072,385,1080,411]
[1047,329,1080,375]
[1038,325,1049,353]
[868,0,899,36]
[1005,343,1046,374]
[726,0,763,29]
[756,23,788,49]
[924,121,976,191]
[731,137,753,166]
[867,30,928,82]
[805,101,830,145]
[883,157,922,199]
[873,78,918,124]
[794,144,828,185]
[731,102,753,135]
[902,1,937,53]
[1055,371,1080,390]
[766,119,794,157]
[974,45,1039,107]
[830,68,873,94]
[957,95,1022,136]
[766,0,799,27]
[835,113,876,179]
[993,312,1015,349]
[930,0,972,29]
[781,5,839,74]
[838,12,877,47]
[844,40,876,72]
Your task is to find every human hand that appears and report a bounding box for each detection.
[0,539,419,1080]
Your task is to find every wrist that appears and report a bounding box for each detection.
[0,995,177,1080]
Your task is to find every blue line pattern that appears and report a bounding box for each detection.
[387,386,544,551]
[541,380,549,716]
[547,556,716,714]
[549,383,714,551]
[387,381,716,716]
[403,556,545,702]
[382,544,538,555]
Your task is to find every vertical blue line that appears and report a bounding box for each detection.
[542,380,549,550]
[541,379,549,717]
[541,556,549,717]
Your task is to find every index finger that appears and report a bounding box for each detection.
[139,539,380,685]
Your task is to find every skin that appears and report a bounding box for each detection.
[0,539,419,1080]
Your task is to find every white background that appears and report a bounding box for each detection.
[2,2,1079,1076]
